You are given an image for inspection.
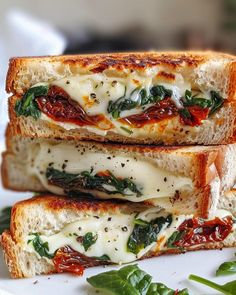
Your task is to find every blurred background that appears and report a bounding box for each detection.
[0,0,235,131]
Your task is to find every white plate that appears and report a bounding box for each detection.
[0,188,236,295]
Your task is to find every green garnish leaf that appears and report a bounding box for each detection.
[210,90,224,115]
[127,215,172,254]
[216,254,236,276]
[0,206,12,234]
[182,89,223,114]
[183,90,212,108]
[107,85,172,119]
[15,85,48,119]
[189,274,236,295]
[46,167,142,197]
[120,126,133,134]
[166,230,186,249]
[178,108,192,119]
[87,264,189,295]
[28,233,54,259]
[82,232,98,251]
[92,254,111,261]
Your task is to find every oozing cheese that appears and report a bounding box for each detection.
[33,71,201,137]
[25,209,232,264]
[52,73,191,117]
[27,142,193,202]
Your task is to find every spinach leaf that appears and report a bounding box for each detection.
[82,232,98,251]
[182,90,212,109]
[127,215,172,254]
[166,231,186,249]
[46,167,142,197]
[92,254,110,261]
[28,233,54,259]
[178,108,192,120]
[210,90,224,115]
[189,274,236,295]
[147,283,189,295]
[216,261,236,276]
[15,85,48,119]
[120,126,133,134]
[182,89,223,114]
[87,264,189,295]
[107,85,172,119]
[216,254,236,276]
[0,206,12,234]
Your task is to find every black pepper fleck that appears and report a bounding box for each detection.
[164,177,167,182]
[90,93,97,99]
[122,226,128,232]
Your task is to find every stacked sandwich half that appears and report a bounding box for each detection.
[1,52,236,278]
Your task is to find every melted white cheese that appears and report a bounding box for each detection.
[34,72,197,136]
[25,209,232,264]
[27,141,193,202]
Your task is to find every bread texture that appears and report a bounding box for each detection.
[4,129,235,217]
[6,51,236,145]
[1,194,236,278]
[6,51,236,99]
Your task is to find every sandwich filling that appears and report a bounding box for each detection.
[27,141,193,202]
[25,208,234,276]
[15,72,224,137]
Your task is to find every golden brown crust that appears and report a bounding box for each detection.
[9,195,139,237]
[1,231,24,278]
[6,51,235,94]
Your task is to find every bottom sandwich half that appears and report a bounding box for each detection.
[1,193,236,278]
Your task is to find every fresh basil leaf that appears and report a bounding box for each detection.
[82,232,98,251]
[46,167,142,197]
[127,215,172,254]
[189,274,236,295]
[216,260,236,276]
[87,264,189,295]
[15,85,48,119]
[28,233,54,259]
[0,206,11,234]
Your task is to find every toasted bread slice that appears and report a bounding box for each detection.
[1,194,235,278]
[7,51,236,145]
[4,127,236,217]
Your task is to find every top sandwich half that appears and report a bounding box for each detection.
[7,51,236,145]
